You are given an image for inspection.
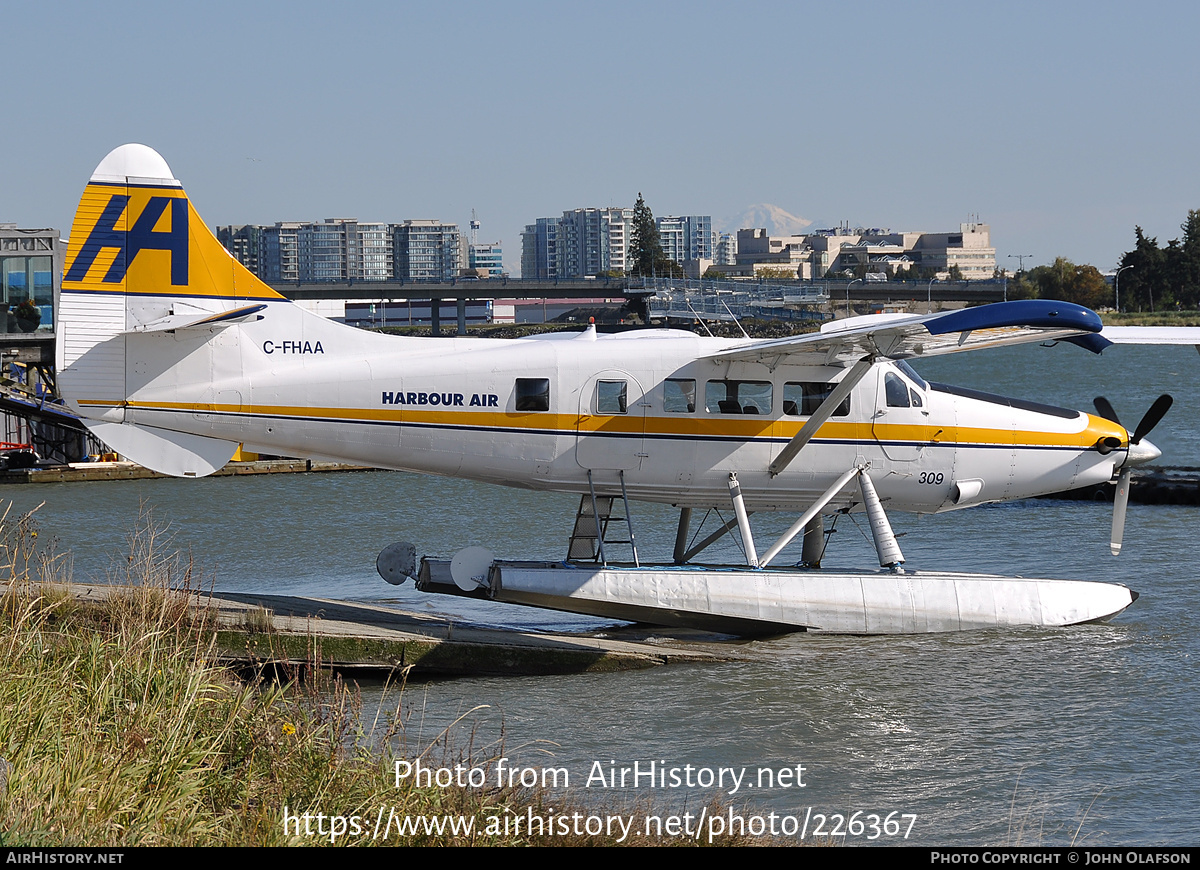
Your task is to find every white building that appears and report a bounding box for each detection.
[657,215,713,265]
[556,207,633,277]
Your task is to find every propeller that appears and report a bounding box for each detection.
[1092,394,1173,556]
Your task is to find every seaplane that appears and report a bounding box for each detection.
[55,144,1200,635]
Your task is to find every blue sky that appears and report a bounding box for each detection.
[5,1,1199,275]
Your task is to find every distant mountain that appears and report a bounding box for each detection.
[722,204,818,238]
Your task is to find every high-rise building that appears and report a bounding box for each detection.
[523,210,712,277]
[296,219,393,282]
[714,232,737,266]
[216,225,263,275]
[656,215,713,265]
[261,222,303,282]
[521,217,560,279]
[356,222,393,281]
[555,207,633,277]
[393,220,460,281]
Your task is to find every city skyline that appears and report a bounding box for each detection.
[5,1,1199,277]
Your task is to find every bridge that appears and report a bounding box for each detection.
[267,276,1009,333]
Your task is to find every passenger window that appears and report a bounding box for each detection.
[663,378,696,413]
[784,382,850,417]
[706,380,772,415]
[885,373,911,408]
[515,377,550,411]
[596,380,627,414]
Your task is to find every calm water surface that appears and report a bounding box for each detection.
[2,343,1197,845]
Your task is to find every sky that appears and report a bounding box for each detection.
[5,0,1200,275]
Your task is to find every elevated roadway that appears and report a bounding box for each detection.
[267,277,1009,333]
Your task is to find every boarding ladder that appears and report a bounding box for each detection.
[567,470,640,566]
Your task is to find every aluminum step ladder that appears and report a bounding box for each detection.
[567,470,640,566]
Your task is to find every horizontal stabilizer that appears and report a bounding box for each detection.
[127,303,268,334]
[85,421,239,478]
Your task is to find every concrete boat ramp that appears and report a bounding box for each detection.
[65,585,738,678]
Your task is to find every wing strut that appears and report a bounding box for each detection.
[769,355,875,477]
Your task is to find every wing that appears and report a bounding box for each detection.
[1100,325,1200,348]
[706,300,1108,367]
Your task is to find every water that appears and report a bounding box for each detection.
[2,343,1197,845]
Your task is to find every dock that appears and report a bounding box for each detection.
[0,458,374,484]
[62,584,736,678]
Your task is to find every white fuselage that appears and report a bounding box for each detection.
[89,299,1125,516]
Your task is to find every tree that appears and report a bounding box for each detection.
[627,193,683,277]
[892,264,939,281]
[628,193,663,276]
[1174,210,1200,308]
[1115,211,1200,311]
[1027,257,1111,310]
[1005,272,1039,300]
[1118,227,1167,312]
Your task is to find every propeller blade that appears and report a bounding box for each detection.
[1111,467,1131,556]
[1131,394,1173,445]
[1093,396,1121,425]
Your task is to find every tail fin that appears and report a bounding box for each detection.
[58,144,287,475]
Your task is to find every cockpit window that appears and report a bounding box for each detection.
[895,359,928,390]
[885,372,911,408]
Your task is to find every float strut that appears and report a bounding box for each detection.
[727,472,759,568]
[673,507,692,564]
[801,515,825,568]
[858,470,905,570]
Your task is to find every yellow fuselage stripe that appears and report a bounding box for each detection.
[82,398,1122,451]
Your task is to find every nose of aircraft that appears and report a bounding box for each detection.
[1125,436,1161,467]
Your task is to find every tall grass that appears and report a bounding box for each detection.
[0,506,467,844]
[0,505,763,846]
